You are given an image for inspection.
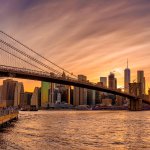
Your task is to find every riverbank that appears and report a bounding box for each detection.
[39,105,150,111]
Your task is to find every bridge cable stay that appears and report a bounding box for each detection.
[0,31,74,78]
[0,31,62,75]
[1,31,75,78]
[0,37,46,73]
[0,31,150,106]
[0,30,77,78]
[0,34,23,69]
[0,38,63,76]
[0,32,29,70]
[0,47,48,73]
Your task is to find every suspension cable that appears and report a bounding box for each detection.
[0,47,49,73]
[0,30,77,78]
[0,39,62,76]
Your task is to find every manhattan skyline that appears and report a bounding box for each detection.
[0,0,150,92]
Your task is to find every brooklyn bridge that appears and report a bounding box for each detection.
[0,30,149,111]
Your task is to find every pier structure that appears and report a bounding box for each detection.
[0,108,18,127]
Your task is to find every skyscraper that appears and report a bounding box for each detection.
[55,84,70,104]
[31,87,41,109]
[115,78,117,89]
[108,72,117,89]
[78,75,87,105]
[137,70,145,94]
[100,77,107,87]
[87,89,95,105]
[20,92,32,107]
[0,85,3,107]
[2,79,17,107]
[124,60,130,93]
[73,87,80,106]
[67,86,71,104]
[148,89,150,101]
[41,81,50,107]
[14,82,24,107]
[49,83,55,104]
[73,75,87,106]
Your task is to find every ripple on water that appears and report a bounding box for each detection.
[1,110,150,150]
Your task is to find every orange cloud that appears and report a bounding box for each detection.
[0,0,150,92]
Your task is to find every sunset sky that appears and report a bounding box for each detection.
[0,0,150,92]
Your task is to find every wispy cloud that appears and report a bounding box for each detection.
[0,0,150,91]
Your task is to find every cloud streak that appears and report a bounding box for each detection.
[0,0,150,92]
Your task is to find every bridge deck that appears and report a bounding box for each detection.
[0,65,150,105]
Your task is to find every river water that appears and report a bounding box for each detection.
[0,110,150,150]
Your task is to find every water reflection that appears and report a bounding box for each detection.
[1,111,150,150]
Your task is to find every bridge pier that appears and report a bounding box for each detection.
[128,99,142,111]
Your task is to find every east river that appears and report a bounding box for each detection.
[1,110,150,150]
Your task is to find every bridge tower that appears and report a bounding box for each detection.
[128,82,142,111]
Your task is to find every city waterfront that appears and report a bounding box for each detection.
[1,110,150,150]
[0,1,150,150]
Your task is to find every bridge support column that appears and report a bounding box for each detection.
[128,99,142,111]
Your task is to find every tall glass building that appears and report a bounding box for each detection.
[124,60,130,93]
[137,70,145,94]
[41,81,50,107]
[100,77,107,87]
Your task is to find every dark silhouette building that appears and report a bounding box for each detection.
[20,92,32,106]
[1,79,17,107]
[124,60,130,93]
[108,73,117,89]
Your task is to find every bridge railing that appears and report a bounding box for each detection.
[0,65,80,82]
[0,65,143,100]
[0,65,127,92]
[0,65,62,79]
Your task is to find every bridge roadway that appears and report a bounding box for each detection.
[0,65,149,105]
